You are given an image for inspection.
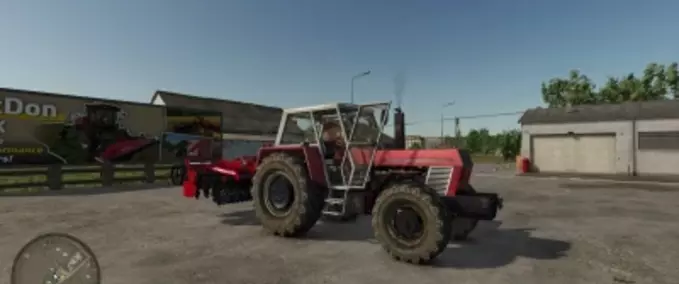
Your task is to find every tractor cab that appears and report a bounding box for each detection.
[275,102,391,188]
[85,103,121,130]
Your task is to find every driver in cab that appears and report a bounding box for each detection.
[321,121,345,162]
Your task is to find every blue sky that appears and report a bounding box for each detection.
[1,0,678,136]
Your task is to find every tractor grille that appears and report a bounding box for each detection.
[425,166,453,195]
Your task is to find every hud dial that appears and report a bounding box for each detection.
[12,233,101,284]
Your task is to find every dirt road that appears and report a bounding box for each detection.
[1,174,677,284]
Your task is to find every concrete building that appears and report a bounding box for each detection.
[519,100,679,176]
[151,90,282,138]
[150,91,281,161]
[150,91,394,158]
[0,87,165,165]
[423,137,444,148]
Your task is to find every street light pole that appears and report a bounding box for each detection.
[350,70,371,103]
[440,101,456,143]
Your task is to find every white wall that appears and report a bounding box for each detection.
[522,119,679,176]
[635,119,679,175]
[521,121,633,175]
[151,95,165,106]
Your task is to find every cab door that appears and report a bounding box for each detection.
[342,103,391,187]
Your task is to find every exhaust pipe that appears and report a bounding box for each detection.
[393,107,405,149]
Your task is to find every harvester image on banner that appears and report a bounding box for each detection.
[0,88,165,166]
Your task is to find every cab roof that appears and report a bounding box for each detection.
[283,101,390,114]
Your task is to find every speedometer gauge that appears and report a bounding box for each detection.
[11,233,101,284]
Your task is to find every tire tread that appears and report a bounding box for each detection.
[251,153,325,237]
[372,182,451,264]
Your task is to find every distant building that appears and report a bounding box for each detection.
[423,136,444,148]
[405,135,424,148]
[151,90,282,137]
[150,92,396,158]
[520,100,679,176]
[405,136,448,149]
[151,91,279,161]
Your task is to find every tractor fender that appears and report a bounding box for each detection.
[364,172,426,214]
[256,145,326,187]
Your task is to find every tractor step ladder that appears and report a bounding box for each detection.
[322,164,370,216]
[349,165,369,186]
[322,185,361,217]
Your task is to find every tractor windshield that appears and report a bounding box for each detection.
[275,102,390,187]
[337,103,390,187]
[276,102,389,146]
[339,104,389,145]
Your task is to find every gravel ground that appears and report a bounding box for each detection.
[1,173,678,284]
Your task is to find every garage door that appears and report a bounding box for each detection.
[532,136,575,172]
[532,134,616,174]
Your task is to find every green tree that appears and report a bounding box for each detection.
[541,62,679,107]
[477,128,494,154]
[459,128,519,158]
[409,142,423,149]
[598,77,623,103]
[641,63,667,100]
[497,130,522,161]
[667,62,679,99]
[465,129,482,153]
[618,73,645,101]
[541,70,598,108]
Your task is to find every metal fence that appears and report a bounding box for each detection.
[0,163,173,191]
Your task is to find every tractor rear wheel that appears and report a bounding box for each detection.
[451,185,479,241]
[251,153,325,237]
[372,182,451,264]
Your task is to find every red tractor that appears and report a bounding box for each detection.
[73,103,158,163]
[183,102,503,264]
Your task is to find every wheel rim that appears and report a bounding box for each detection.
[384,200,426,247]
[263,172,295,216]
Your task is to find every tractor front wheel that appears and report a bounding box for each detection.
[251,153,325,237]
[372,182,451,264]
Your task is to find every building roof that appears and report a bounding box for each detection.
[519,99,679,125]
[1,87,165,108]
[152,90,397,143]
[152,90,283,135]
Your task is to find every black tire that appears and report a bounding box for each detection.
[251,153,325,237]
[372,182,451,264]
[451,185,479,241]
